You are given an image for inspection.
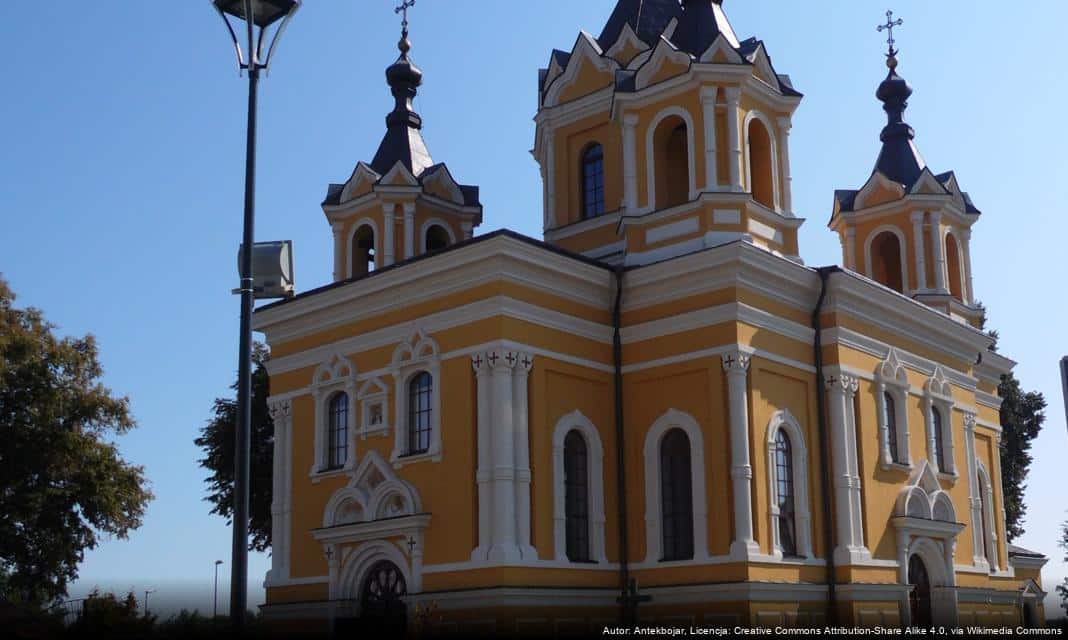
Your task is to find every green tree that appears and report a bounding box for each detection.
[67,588,155,637]
[978,302,1046,541]
[0,276,152,605]
[194,344,272,551]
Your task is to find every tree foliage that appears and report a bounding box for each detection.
[0,276,152,605]
[194,344,272,552]
[67,588,155,637]
[978,302,1046,541]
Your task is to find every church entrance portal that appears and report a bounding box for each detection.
[908,554,933,627]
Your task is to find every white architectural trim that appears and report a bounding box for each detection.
[764,409,813,559]
[742,109,781,213]
[929,211,947,293]
[551,410,607,563]
[310,353,358,478]
[700,86,719,192]
[824,372,871,565]
[909,211,927,291]
[642,408,709,562]
[863,224,910,294]
[722,350,759,559]
[334,539,413,605]
[976,461,998,571]
[419,217,458,253]
[389,331,442,465]
[543,32,617,108]
[724,86,743,191]
[875,348,911,469]
[266,398,293,584]
[923,367,957,477]
[644,105,698,211]
[345,217,380,278]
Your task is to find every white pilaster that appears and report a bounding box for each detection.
[700,87,719,192]
[827,373,870,564]
[963,414,986,568]
[267,398,293,582]
[488,350,520,563]
[402,201,416,259]
[846,226,857,271]
[960,227,975,304]
[722,350,759,558]
[991,432,1005,571]
[331,221,345,282]
[929,211,946,292]
[382,203,396,267]
[461,221,473,241]
[471,354,492,561]
[545,136,557,229]
[622,113,639,212]
[776,116,793,215]
[910,211,927,292]
[724,87,743,192]
[512,352,536,560]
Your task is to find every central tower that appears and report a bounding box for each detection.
[534,0,803,266]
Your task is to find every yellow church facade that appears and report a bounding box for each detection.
[254,1,1046,634]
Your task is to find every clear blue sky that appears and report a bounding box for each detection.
[1,0,1065,618]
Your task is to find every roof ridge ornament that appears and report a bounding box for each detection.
[876,9,904,67]
[395,0,416,54]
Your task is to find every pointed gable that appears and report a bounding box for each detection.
[699,33,744,64]
[635,37,692,90]
[545,32,618,107]
[604,21,650,66]
[853,171,906,210]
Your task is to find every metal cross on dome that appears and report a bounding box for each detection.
[395,0,416,32]
[877,9,904,56]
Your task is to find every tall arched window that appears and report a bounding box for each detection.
[581,143,605,219]
[563,430,590,562]
[327,392,349,469]
[930,406,945,472]
[407,372,432,455]
[870,231,904,293]
[945,232,964,301]
[884,392,900,463]
[660,429,694,561]
[425,225,450,253]
[773,430,798,557]
[653,117,689,210]
[747,118,775,209]
[352,225,376,277]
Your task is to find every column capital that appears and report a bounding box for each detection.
[268,398,292,422]
[724,86,742,103]
[486,349,516,373]
[330,220,344,233]
[699,86,718,102]
[381,202,395,216]
[960,226,972,241]
[471,352,492,375]
[910,211,925,224]
[721,350,751,374]
[402,202,416,217]
[513,351,534,374]
[826,373,860,396]
[623,112,640,127]
[929,210,943,224]
[962,413,977,432]
[776,115,792,132]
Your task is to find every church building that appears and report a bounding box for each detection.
[254,0,1048,633]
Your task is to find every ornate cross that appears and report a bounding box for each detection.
[877,9,904,56]
[407,535,417,554]
[521,355,532,368]
[488,352,499,366]
[473,354,483,368]
[395,0,416,31]
[505,353,517,366]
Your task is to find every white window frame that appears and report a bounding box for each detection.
[356,377,390,440]
[765,409,813,559]
[924,368,957,478]
[875,349,911,470]
[976,461,998,572]
[642,408,709,563]
[551,410,607,563]
[310,354,357,481]
[389,332,442,466]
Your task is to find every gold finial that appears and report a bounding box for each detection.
[877,9,904,65]
[395,0,416,53]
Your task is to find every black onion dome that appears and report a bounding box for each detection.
[386,34,423,88]
[370,29,433,176]
[872,55,926,187]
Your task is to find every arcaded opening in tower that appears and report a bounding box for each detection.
[352,224,376,277]
[945,232,964,301]
[747,118,775,209]
[653,116,689,210]
[870,231,904,293]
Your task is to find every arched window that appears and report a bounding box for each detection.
[352,225,376,277]
[659,429,694,561]
[908,555,933,627]
[360,560,407,622]
[563,430,590,562]
[653,117,689,210]
[930,406,945,473]
[884,392,900,463]
[945,232,964,301]
[425,225,450,253]
[581,143,605,219]
[870,231,904,293]
[773,430,798,557]
[327,392,349,469]
[747,118,775,209]
[406,372,432,455]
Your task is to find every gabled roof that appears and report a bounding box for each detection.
[322,161,480,207]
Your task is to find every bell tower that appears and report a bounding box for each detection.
[534,0,804,266]
[320,2,482,282]
[829,12,981,326]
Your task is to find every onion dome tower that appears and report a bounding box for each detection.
[320,7,482,282]
[829,13,981,325]
[534,0,804,266]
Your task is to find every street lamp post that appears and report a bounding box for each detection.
[214,560,224,622]
[212,0,300,632]
[144,589,156,618]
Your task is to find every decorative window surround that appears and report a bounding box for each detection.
[875,349,911,471]
[642,408,709,563]
[309,353,357,481]
[961,413,988,570]
[742,109,782,213]
[823,371,872,565]
[551,411,607,563]
[356,377,390,439]
[976,461,998,572]
[764,410,813,559]
[721,350,760,559]
[644,105,698,211]
[923,368,957,478]
[266,398,293,585]
[470,346,537,563]
[389,331,442,466]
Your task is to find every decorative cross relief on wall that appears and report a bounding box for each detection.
[470,347,536,563]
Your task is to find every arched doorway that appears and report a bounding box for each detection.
[356,560,407,635]
[908,554,933,627]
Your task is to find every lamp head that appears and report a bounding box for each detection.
[212,0,300,28]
